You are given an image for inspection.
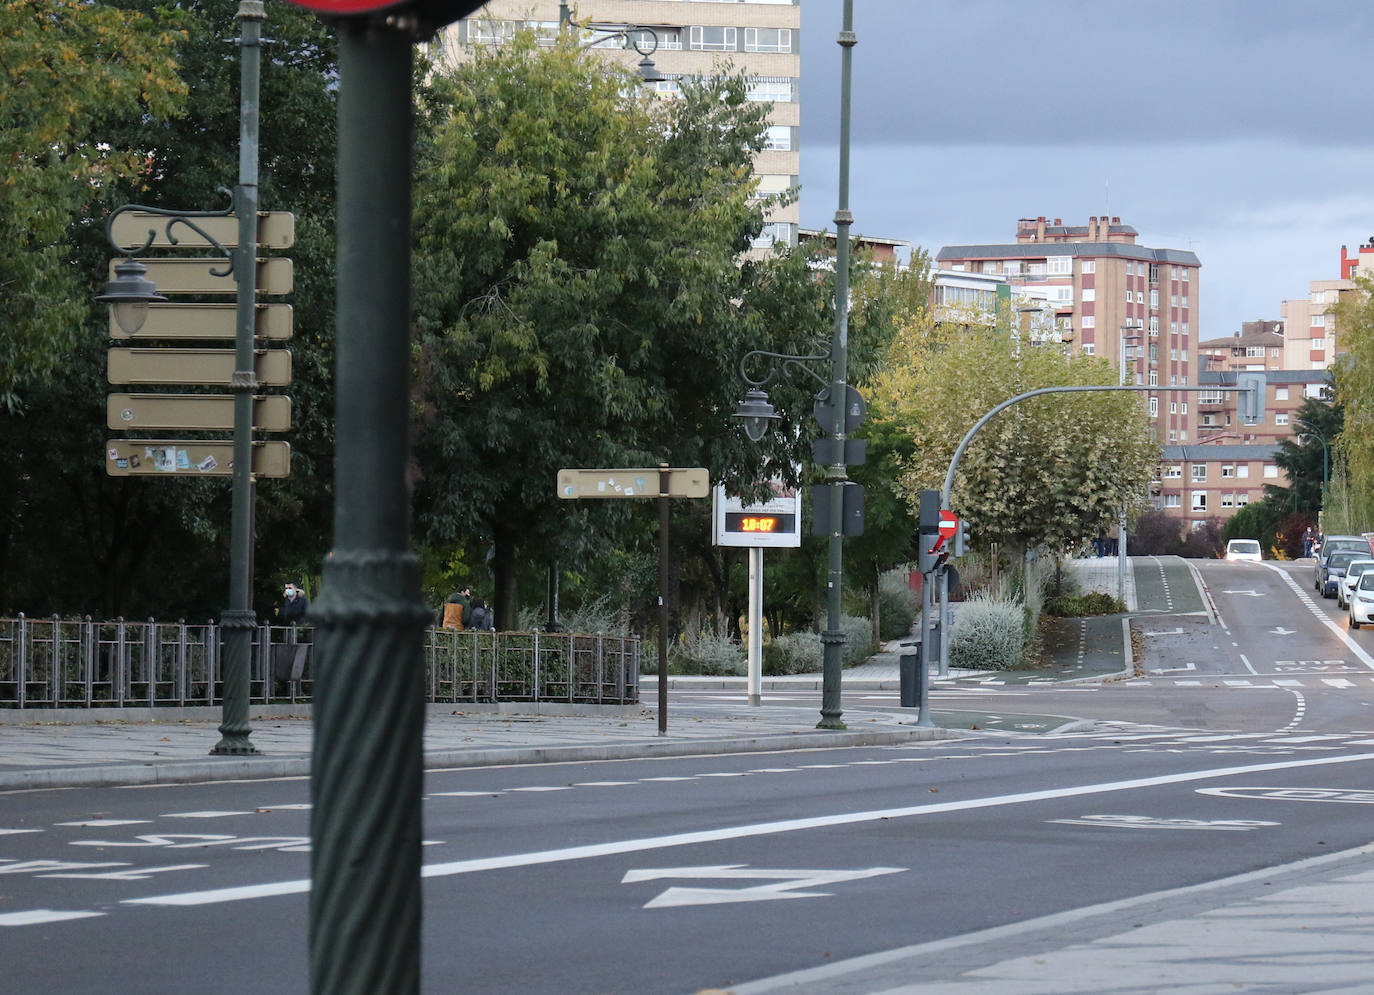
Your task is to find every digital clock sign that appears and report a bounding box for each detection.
[713,486,802,548]
[725,513,795,534]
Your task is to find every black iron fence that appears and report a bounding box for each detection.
[0,615,640,709]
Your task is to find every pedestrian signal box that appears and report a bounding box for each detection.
[712,484,802,548]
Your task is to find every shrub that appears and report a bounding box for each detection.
[840,613,875,667]
[948,593,1024,671]
[763,632,822,675]
[1042,591,1125,617]
[671,631,745,676]
[877,569,919,641]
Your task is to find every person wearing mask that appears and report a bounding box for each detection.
[282,582,309,625]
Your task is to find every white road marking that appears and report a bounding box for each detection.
[123,752,1374,910]
[0,828,41,835]
[1263,563,1374,670]
[573,781,637,787]
[55,819,150,827]
[164,811,255,819]
[1273,680,1303,687]
[428,791,499,797]
[505,786,571,792]
[0,909,104,926]
[1322,678,1357,688]
[621,865,905,908]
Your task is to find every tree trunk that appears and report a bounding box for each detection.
[491,518,518,630]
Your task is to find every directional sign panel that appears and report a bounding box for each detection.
[105,440,291,477]
[557,468,709,499]
[110,212,295,250]
[107,394,291,432]
[108,348,292,386]
[107,257,293,295]
[109,302,293,341]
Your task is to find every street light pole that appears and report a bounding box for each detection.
[212,0,266,756]
[817,0,856,731]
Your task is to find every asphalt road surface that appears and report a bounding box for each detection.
[5,556,1374,993]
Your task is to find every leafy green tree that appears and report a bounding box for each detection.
[0,0,186,413]
[870,312,1159,563]
[410,31,816,627]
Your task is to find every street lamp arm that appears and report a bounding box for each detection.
[105,194,237,278]
[941,383,1233,508]
[738,348,833,391]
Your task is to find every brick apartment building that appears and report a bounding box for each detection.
[937,216,1203,445]
[434,0,802,251]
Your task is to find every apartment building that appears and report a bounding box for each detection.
[1196,370,1327,446]
[433,0,802,249]
[1156,444,1284,526]
[1198,324,1284,373]
[936,216,1202,443]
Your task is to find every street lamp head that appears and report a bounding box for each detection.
[96,257,166,335]
[635,55,664,83]
[734,388,780,442]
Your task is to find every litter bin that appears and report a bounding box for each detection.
[899,639,921,708]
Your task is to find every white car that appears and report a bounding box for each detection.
[1340,559,1374,608]
[1224,539,1262,562]
[1351,570,1374,628]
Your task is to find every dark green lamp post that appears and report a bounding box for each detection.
[96,0,267,756]
[734,0,858,732]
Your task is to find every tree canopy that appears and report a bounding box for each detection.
[869,304,1160,556]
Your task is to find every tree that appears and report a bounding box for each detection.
[410,31,817,628]
[1334,275,1374,518]
[870,309,1159,564]
[0,0,186,413]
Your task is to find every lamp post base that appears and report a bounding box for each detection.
[212,608,260,755]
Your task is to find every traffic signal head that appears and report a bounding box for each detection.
[952,519,970,558]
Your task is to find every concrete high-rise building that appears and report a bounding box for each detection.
[937,216,1202,444]
[432,1,802,250]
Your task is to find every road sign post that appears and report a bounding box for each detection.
[560,466,710,733]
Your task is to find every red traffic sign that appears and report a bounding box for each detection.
[282,0,484,21]
[938,509,959,539]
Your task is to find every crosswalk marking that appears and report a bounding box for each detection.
[1322,678,1356,688]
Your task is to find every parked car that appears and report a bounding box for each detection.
[1319,550,1365,599]
[1339,558,1374,608]
[1224,539,1262,562]
[1314,536,1374,593]
[1351,570,1374,628]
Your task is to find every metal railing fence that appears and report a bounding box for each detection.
[0,615,639,709]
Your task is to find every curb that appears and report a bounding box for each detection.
[0,726,959,792]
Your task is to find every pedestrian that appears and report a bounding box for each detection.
[281,582,309,625]
[1095,531,1106,558]
[467,597,495,631]
[441,586,471,630]
[1303,526,1316,558]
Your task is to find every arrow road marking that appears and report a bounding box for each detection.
[620,865,905,908]
[1222,589,1265,597]
[1270,627,1297,635]
[1149,663,1197,674]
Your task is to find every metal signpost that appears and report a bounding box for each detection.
[560,466,710,733]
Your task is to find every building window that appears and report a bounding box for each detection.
[1312,338,1327,350]
[1165,493,1181,508]
[1264,465,1279,479]
[1083,315,1096,328]
[1083,343,1095,355]
[1312,313,1326,327]
[1149,316,1159,335]
[1191,464,1207,482]
[1221,464,1235,478]
[1150,263,1160,283]
[1164,465,1182,478]
[1149,371,1158,386]
[1276,413,1289,426]
[763,125,792,151]
[1028,262,1046,276]
[1048,255,1072,275]
[1238,465,1249,478]
[1221,493,1234,508]
[469,18,517,44]
[1182,268,1190,282]
[745,77,792,102]
[1082,260,1095,274]
[1192,491,1208,511]
[1149,397,1159,417]
[743,27,791,52]
[690,25,737,51]
[1126,289,1133,303]
[1276,387,1290,400]
[751,222,793,249]
[1246,346,1265,357]
[1170,401,1177,414]
[1081,288,1095,303]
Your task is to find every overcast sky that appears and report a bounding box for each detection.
[798,0,1374,339]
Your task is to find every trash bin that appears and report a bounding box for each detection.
[899,639,921,708]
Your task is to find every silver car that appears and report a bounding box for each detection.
[1339,559,1374,608]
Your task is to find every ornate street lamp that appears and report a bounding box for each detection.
[95,2,267,756]
[734,0,858,731]
[558,3,664,82]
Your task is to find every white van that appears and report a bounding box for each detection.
[1224,539,1262,562]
